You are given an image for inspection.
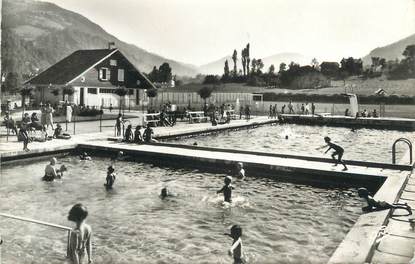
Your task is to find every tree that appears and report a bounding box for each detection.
[223,60,230,80]
[268,64,275,75]
[403,45,415,60]
[256,59,264,74]
[320,62,339,78]
[311,58,319,70]
[279,62,287,73]
[114,87,128,113]
[158,63,172,82]
[5,72,22,93]
[19,86,34,115]
[251,58,257,74]
[203,75,221,85]
[62,85,75,101]
[51,87,60,97]
[232,49,238,76]
[146,88,158,108]
[198,86,213,105]
[246,43,251,75]
[241,48,247,76]
[148,66,159,82]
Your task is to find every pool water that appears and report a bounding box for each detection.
[166,124,415,164]
[0,155,362,263]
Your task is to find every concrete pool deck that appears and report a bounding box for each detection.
[1,116,414,263]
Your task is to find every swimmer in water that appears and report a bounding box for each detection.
[225,225,244,264]
[236,162,245,180]
[43,157,66,181]
[80,152,92,161]
[217,176,234,203]
[358,187,412,215]
[160,187,176,199]
[316,136,348,171]
[105,166,116,189]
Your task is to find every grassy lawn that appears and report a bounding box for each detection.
[170,77,415,96]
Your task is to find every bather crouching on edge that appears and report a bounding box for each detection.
[358,187,412,215]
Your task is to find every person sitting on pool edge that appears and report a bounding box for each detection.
[43,157,67,181]
[105,166,116,189]
[67,203,93,264]
[358,187,412,215]
[225,225,244,264]
[316,136,348,171]
[217,176,234,203]
[53,123,71,140]
[143,126,157,143]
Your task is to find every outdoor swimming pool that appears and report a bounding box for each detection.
[0,155,361,264]
[167,124,415,164]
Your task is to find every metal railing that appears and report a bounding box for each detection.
[0,213,72,257]
[392,138,413,165]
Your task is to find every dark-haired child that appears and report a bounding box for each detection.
[217,176,234,203]
[67,204,92,264]
[105,166,116,189]
[317,136,348,171]
[225,225,244,264]
[358,187,412,214]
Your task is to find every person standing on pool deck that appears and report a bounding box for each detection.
[317,137,348,171]
[225,225,244,264]
[67,203,93,264]
[217,176,234,203]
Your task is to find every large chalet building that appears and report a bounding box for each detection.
[25,47,156,108]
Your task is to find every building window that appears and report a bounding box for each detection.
[110,60,117,66]
[88,88,98,94]
[99,88,116,94]
[118,69,125,82]
[99,67,110,81]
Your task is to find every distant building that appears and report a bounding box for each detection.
[25,48,156,107]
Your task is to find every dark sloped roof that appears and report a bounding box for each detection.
[26,49,117,85]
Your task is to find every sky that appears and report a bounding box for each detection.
[44,0,415,66]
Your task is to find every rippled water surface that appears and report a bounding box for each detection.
[0,156,362,263]
[167,124,415,163]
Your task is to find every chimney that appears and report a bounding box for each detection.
[108,42,115,50]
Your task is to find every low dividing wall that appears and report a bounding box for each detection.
[280,114,415,131]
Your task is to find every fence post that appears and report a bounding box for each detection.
[99,113,102,132]
[73,114,76,135]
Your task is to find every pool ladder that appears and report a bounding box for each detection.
[392,138,413,165]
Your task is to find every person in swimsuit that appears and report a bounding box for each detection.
[67,203,93,264]
[217,176,234,203]
[236,162,245,180]
[105,166,116,189]
[317,136,348,171]
[225,225,244,264]
[134,125,143,143]
[80,152,92,161]
[358,187,412,214]
[43,157,66,181]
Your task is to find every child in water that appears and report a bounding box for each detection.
[80,152,92,161]
[317,136,348,171]
[105,166,116,189]
[67,203,93,264]
[225,225,244,264]
[358,187,412,215]
[236,162,245,180]
[217,176,234,203]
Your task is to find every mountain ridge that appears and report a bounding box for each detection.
[1,0,199,78]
